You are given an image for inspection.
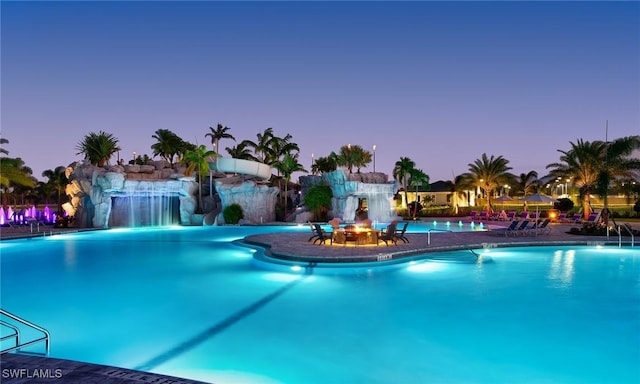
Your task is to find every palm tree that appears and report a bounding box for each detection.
[598,136,640,226]
[205,123,235,153]
[181,145,217,213]
[331,144,360,173]
[515,171,540,197]
[42,166,68,214]
[265,133,300,167]
[546,139,605,220]
[546,136,640,223]
[457,153,515,213]
[151,129,185,166]
[0,157,35,190]
[75,131,120,166]
[393,157,416,207]
[225,142,258,161]
[273,153,307,217]
[408,168,430,219]
[240,127,275,163]
[349,145,372,173]
[311,156,337,175]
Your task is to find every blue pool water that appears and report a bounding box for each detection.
[1,226,638,383]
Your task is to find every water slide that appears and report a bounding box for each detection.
[210,157,272,180]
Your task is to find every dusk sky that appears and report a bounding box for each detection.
[2,1,639,183]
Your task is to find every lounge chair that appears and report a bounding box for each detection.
[503,220,521,237]
[469,210,479,220]
[394,222,409,243]
[532,218,551,235]
[570,213,582,223]
[519,211,530,220]
[506,210,517,220]
[478,210,489,220]
[507,220,530,237]
[379,222,398,246]
[585,212,600,224]
[557,213,567,222]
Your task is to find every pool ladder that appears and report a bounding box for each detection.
[0,309,50,355]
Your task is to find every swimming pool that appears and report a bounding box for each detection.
[1,226,638,383]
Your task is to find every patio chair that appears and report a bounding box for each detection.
[469,210,478,220]
[394,222,409,243]
[312,224,332,245]
[519,211,530,220]
[478,210,489,220]
[506,211,517,221]
[379,222,398,246]
[307,222,320,242]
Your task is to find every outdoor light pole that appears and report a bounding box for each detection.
[132,151,136,163]
[372,144,377,173]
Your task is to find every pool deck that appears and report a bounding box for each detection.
[0,218,636,383]
[243,220,636,264]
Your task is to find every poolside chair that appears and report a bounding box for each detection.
[394,222,409,243]
[312,224,332,245]
[379,222,398,246]
[478,210,489,220]
[307,222,320,242]
[570,213,582,223]
[585,212,600,224]
[506,210,517,221]
[508,220,530,237]
[469,210,478,220]
[532,218,551,235]
[557,213,567,222]
[503,220,521,237]
[519,211,530,220]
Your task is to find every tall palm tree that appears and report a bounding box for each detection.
[75,131,120,166]
[393,157,416,207]
[273,153,307,217]
[265,133,300,167]
[408,168,430,219]
[598,136,640,225]
[549,136,639,223]
[151,129,185,166]
[181,145,217,213]
[42,166,68,214]
[205,123,235,153]
[240,127,275,163]
[546,139,606,220]
[457,153,515,213]
[515,171,540,197]
[225,142,258,161]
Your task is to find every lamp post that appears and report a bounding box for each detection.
[132,151,136,163]
[372,144,377,173]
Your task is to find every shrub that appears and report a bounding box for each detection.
[554,198,574,213]
[303,185,332,222]
[223,203,244,224]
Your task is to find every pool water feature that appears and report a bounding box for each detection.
[1,226,638,383]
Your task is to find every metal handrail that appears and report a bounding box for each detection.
[0,309,50,355]
[618,224,635,247]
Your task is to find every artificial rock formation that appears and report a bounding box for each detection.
[64,161,199,228]
[214,179,278,224]
[299,170,399,223]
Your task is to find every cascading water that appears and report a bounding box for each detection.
[109,181,180,227]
